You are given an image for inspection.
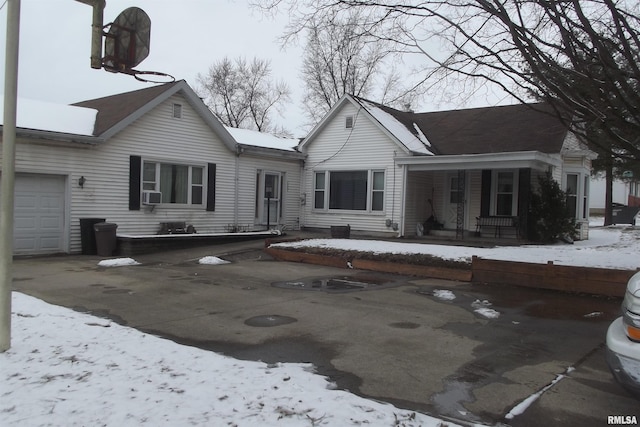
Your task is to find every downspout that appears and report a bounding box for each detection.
[234,146,242,228]
[398,161,407,237]
[392,151,396,224]
[299,160,306,230]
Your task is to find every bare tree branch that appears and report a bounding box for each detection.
[253,0,640,162]
[196,56,291,134]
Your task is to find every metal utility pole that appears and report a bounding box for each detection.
[75,0,106,69]
[0,0,21,353]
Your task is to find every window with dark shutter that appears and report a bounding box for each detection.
[206,163,216,211]
[129,155,142,210]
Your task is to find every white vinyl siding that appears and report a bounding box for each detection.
[10,94,238,253]
[235,153,302,231]
[302,102,404,233]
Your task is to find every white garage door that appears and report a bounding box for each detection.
[13,174,66,254]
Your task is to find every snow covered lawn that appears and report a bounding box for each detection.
[1,293,459,427]
[271,225,640,270]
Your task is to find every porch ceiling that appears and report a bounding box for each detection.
[396,151,561,171]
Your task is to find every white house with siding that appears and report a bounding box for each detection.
[1,83,597,255]
[298,95,596,240]
[0,80,303,255]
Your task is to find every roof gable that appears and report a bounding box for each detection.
[299,95,432,155]
[73,80,237,152]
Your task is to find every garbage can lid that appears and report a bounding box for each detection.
[94,222,118,230]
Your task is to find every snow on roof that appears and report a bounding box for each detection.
[413,122,431,147]
[358,99,434,155]
[225,126,299,152]
[0,96,97,136]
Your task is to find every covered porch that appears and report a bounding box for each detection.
[398,151,565,240]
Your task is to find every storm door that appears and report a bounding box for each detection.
[261,172,281,226]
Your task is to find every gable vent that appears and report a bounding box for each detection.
[345,115,354,129]
[173,103,182,119]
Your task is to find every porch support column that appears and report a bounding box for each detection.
[456,169,466,239]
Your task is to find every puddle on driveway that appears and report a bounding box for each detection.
[388,322,420,329]
[244,315,297,327]
[431,380,483,423]
[272,273,406,293]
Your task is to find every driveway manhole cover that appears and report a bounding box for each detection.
[244,315,297,327]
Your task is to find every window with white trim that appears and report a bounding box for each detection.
[493,170,518,216]
[143,161,204,205]
[314,172,326,209]
[371,171,385,211]
[313,170,384,212]
[564,171,589,220]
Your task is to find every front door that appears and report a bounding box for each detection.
[261,172,281,226]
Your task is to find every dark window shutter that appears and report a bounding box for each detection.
[480,170,491,216]
[129,155,142,210]
[518,168,531,236]
[206,163,216,211]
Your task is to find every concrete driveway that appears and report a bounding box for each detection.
[11,236,639,426]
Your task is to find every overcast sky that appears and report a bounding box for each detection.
[0,0,513,138]
[0,0,312,135]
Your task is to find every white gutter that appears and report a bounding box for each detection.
[395,151,561,171]
[14,128,100,145]
[238,144,306,160]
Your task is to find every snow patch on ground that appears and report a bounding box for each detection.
[583,311,603,318]
[97,258,140,267]
[471,299,500,318]
[505,367,574,419]
[1,293,457,427]
[198,256,231,265]
[474,307,501,319]
[433,289,456,300]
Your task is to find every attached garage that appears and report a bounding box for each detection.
[13,174,67,255]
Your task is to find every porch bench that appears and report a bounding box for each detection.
[475,216,519,238]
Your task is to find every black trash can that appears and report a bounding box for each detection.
[94,222,118,257]
[80,218,105,255]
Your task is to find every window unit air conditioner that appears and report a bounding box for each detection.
[142,191,162,205]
